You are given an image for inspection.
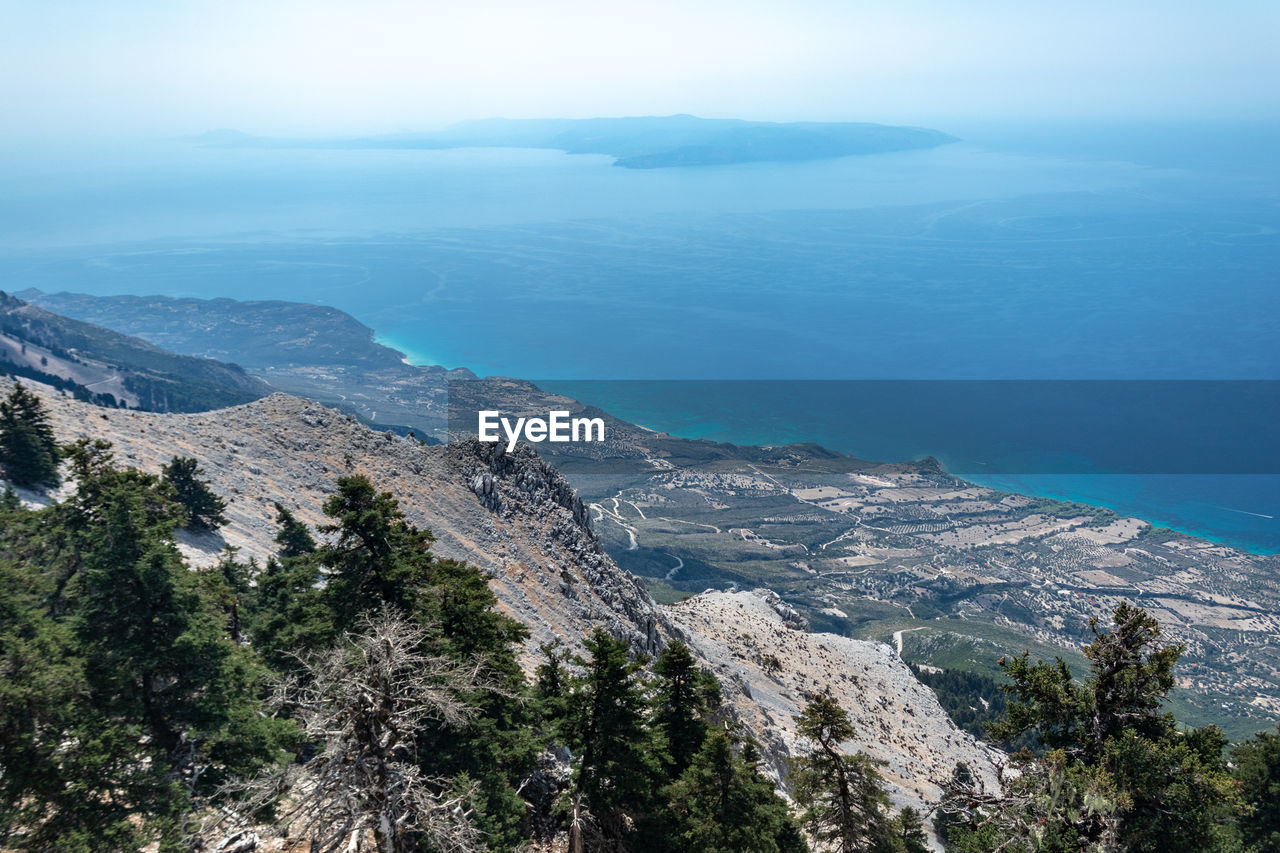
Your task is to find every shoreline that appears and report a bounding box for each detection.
[539,385,1277,556]
[963,474,1279,556]
[372,332,452,372]
[360,346,1277,557]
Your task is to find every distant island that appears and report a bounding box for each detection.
[192,114,958,169]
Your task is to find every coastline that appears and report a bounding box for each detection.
[372,332,451,371]
[965,474,1279,556]
[357,343,1277,557]
[529,379,1278,556]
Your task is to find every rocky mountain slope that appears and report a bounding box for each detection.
[13,378,1003,828]
[26,384,660,660]
[666,590,1003,811]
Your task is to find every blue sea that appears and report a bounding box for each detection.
[1,121,1277,550]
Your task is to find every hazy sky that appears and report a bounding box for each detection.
[2,0,1277,136]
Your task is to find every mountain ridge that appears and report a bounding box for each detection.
[0,291,269,412]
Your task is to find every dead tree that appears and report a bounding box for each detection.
[207,610,489,853]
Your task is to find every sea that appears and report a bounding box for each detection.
[1,120,1277,551]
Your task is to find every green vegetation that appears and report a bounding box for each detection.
[530,633,805,851]
[0,358,123,407]
[0,437,288,850]
[790,693,934,853]
[941,603,1270,852]
[2,388,1277,851]
[162,456,229,532]
[909,665,1004,736]
[661,731,808,853]
[1012,495,1119,525]
[0,383,60,488]
[1232,724,1280,850]
[0,398,814,851]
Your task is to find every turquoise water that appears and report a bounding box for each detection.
[1,122,1276,550]
[535,380,1280,554]
[969,475,1278,556]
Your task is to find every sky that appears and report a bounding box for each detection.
[1,0,1278,137]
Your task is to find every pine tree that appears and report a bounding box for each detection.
[161,455,228,531]
[651,639,721,776]
[314,474,434,631]
[1233,724,1280,850]
[0,383,60,489]
[246,505,326,668]
[950,603,1244,852]
[67,447,286,776]
[249,555,330,670]
[272,501,316,558]
[893,807,930,853]
[312,475,535,848]
[535,639,573,725]
[660,729,808,853]
[791,693,900,853]
[199,549,256,644]
[0,551,99,849]
[564,628,665,847]
[0,441,289,850]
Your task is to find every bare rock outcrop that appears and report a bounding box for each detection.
[664,590,1004,819]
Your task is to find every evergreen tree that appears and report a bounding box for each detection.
[249,555,330,670]
[1232,724,1280,851]
[652,639,722,777]
[246,505,325,668]
[563,628,665,847]
[0,383,59,489]
[535,639,573,726]
[244,505,325,667]
[312,475,535,848]
[893,807,930,853]
[949,603,1243,852]
[161,455,228,531]
[660,729,809,853]
[791,693,901,853]
[200,549,256,644]
[0,441,289,850]
[66,446,286,774]
[272,501,316,557]
[0,552,99,849]
[314,474,434,632]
